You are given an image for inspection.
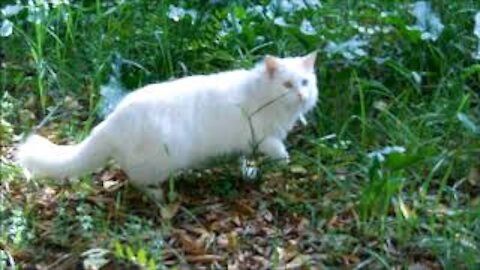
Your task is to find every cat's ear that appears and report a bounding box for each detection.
[265,55,279,78]
[302,51,317,72]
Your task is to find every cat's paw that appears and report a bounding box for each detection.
[278,155,290,165]
[260,138,289,162]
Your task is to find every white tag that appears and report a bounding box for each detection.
[240,157,259,181]
[299,114,307,126]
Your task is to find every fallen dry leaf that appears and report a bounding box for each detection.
[290,165,308,175]
[233,200,256,217]
[285,254,311,269]
[250,243,264,255]
[182,224,209,236]
[227,259,239,270]
[296,217,309,232]
[327,215,339,228]
[185,254,224,263]
[209,217,232,232]
[99,170,127,191]
[103,180,121,190]
[408,262,434,270]
[174,229,207,255]
[251,255,270,269]
[398,196,416,220]
[227,231,239,251]
[161,202,182,220]
[262,209,273,223]
[35,186,59,211]
[216,234,229,249]
[341,254,360,265]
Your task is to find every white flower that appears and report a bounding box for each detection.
[368,146,406,162]
[473,12,480,60]
[407,1,444,41]
[0,19,13,37]
[167,5,197,22]
[300,19,316,35]
[1,4,23,17]
[50,0,70,7]
[325,36,368,60]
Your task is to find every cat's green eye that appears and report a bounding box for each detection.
[283,81,294,89]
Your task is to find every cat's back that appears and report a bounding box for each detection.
[115,68,253,110]
[154,68,252,95]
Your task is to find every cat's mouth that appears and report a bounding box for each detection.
[294,90,312,112]
[296,91,307,101]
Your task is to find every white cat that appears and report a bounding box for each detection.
[17,52,318,200]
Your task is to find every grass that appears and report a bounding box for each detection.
[1,0,480,269]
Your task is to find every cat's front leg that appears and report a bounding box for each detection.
[259,137,290,163]
[131,182,164,202]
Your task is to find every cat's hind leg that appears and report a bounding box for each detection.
[125,163,169,202]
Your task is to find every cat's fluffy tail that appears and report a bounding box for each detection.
[16,125,112,180]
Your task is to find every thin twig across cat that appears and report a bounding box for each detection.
[17,52,319,201]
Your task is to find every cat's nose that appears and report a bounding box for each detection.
[297,91,307,101]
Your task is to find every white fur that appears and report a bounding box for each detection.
[16,53,318,195]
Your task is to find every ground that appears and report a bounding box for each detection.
[1,1,480,269]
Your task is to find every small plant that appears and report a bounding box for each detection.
[113,240,156,270]
[359,146,429,235]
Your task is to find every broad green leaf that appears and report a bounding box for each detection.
[126,246,135,261]
[114,240,124,258]
[137,248,147,265]
[148,258,156,270]
[385,152,421,171]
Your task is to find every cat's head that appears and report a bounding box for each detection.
[261,52,318,113]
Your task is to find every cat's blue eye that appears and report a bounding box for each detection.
[301,79,308,86]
